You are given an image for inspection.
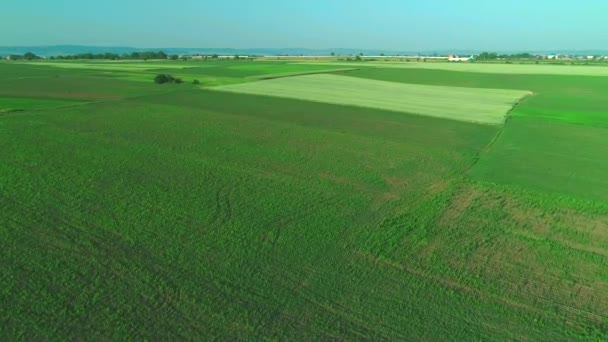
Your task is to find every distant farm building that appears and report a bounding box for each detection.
[448,55,473,62]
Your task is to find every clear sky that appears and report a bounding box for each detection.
[3,0,608,50]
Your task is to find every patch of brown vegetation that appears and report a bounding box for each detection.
[375,176,412,204]
[384,176,410,190]
[498,196,608,255]
[436,185,483,226]
[319,172,372,195]
[457,188,608,321]
[356,251,549,317]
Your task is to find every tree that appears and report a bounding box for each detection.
[23,52,39,60]
[477,52,498,60]
[154,74,185,84]
[154,74,172,84]
[330,52,335,56]
[355,55,362,61]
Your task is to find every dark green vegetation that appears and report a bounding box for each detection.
[50,51,169,60]
[4,52,43,61]
[1,60,608,339]
[154,74,183,84]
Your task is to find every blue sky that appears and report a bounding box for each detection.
[3,0,608,50]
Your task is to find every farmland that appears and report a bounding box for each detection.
[308,60,608,76]
[1,59,608,339]
[215,74,530,124]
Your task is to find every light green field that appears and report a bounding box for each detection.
[306,61,608,76]
[215,74,531,124]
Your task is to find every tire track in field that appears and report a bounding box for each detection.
[209,184,234,227]
[245,249,400,340]
[357,251,608,326]
[260,194,343,252]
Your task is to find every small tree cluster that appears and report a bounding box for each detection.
[154,74,183,84]
[7,52,42,60]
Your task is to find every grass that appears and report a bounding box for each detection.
[0,63,177,100]
[215,74,531,125]
[0,90,502,339]
[0,97,84,111]
[469,117,608,202]
[20,60,355,86]
[1,60,608,339]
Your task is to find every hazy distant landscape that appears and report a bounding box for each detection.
[3,44,608,58]
[3,0,608,340]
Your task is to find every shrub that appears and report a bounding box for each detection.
[193,79,201,85]
[154,74,183,84]
[154,74,173,84]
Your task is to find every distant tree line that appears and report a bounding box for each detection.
[476,52,534,60]
[5,52,43,60]
[50,51,171,60]
[2,51,258,61]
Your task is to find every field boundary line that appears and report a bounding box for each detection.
[251,68,360,81]
[463,91,534,175]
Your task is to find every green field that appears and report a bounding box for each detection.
[215,74,531,124]
[309,60,608,76]
[19,60,354,85]
[1,60,608,339]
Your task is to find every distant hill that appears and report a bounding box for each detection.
[1,45,607,57]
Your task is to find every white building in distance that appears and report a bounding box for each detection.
[448,55,473,62]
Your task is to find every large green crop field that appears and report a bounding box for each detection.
[1,59,608,339]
